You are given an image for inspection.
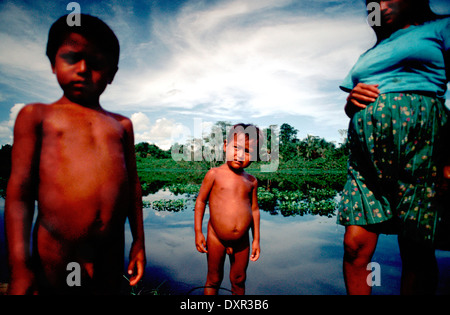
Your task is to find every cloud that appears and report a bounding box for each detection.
[0,0,374,146]
[0,2,58,102]
[131,113,188,149]
[103,0,373,129]
[130,112,152,132]
[0,103,26,144]
[9,0,443,148]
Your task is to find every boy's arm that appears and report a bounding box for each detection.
[250,178,260,262]
[194,169,215,253]
[5,104,42,294]
[121,118,146,286]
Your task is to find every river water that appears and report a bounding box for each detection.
[1,192,450,295]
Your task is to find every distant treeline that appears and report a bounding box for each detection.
[0,122,350,198]
[134,122,349,196]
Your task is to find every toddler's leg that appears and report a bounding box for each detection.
[229,237,250,295]
[204,224,226,295]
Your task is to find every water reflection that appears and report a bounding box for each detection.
[129,189,450,295]
[144,184,339,218]
[128,191,349,295]
[1,194,450,295]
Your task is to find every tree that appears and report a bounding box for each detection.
[0,144,12,198]
[279,123,299,161]
[135,142,171,159]
[280,123,298,145]
[0,144,12,178]
[299,135,336,161]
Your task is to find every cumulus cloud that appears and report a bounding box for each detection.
[3,0,447,148]
[0,0,374,148]
[131,113,189,150]
[0,2,58,102]
[0,103,26,144]
[104,0,373,128]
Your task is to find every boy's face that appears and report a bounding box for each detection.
[224,133,257,171]
[52,33,117,105]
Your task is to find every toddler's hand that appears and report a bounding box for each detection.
[195,233,208,253]
[250,240,260,262]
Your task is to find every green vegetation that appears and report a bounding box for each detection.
[135,122,349,217]
[142,184,338,217]
[0,144,11,198]
[136,122,348,195]
[122,275,166,295]
[145,199,187,212]
[0,122,349,216]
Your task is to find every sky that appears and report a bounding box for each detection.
[0,0,449,149]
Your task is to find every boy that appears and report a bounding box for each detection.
[5,14,145,295]
[194,124,261,295]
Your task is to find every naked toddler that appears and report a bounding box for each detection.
[194,124,261,295]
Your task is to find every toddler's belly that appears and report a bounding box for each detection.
[209,208,253,242]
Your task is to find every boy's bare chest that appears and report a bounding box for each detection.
[42,107,124,147]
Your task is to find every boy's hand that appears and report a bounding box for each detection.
[7,267,37,295]
[250,240,260,262]
[438,166,450,197]
[195,233,208,253]
[444,166,450,179]
[127,242,146,286]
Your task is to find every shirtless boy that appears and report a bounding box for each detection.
[5,14,145,294]
[194,124,261,295]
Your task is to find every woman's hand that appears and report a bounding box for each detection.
[345,83,380,118]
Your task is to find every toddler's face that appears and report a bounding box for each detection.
[52,33,116,104]
[225,133,257,170]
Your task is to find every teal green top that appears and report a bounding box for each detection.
[341,17,450,98]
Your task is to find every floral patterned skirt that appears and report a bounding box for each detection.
[337,92,449,246]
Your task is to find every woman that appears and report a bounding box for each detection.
[338,0,449,294]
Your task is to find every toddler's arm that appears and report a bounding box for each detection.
[194,169,215,253]
[250,179,260,262]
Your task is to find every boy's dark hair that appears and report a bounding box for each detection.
[46,14,120,70]
[227,123,264,161]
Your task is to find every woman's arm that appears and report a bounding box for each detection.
[345,83,380,118]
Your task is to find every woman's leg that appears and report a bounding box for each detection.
[343,225,379,295]
[398,236,438,295]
